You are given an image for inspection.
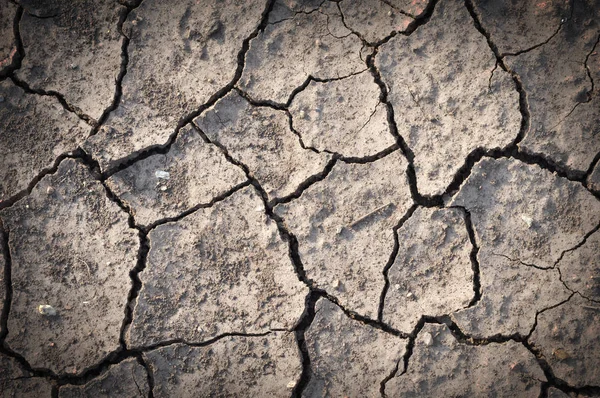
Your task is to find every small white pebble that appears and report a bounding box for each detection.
[422,332,434,346]
[406,292,414,298]
[394,284,401,290]
[521,215,533,228]
[38,305,57,316]
[387,10,393,16]
[287,380,296,389]
[159,185,168,191]
[315,38,321,47]
[46,186,54,195]
[298,110,306,119]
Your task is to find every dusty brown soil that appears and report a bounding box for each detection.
[1,0,599,397]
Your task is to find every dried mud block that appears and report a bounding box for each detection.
[58,358,149,398]
[559,230,600,301]
[386,324,545,396]
[289,71,396,158]
[144,333,302,397]
[0,80,88,202]
[16,0,124,120]
[194,91,331,200]
[383,207,473,333]
[376,0,521,196]
[238,0,365,104]
[0,1,18,76]
[83,0,266,172]
[0,354,53,397]
[106,125,247,228]
[0,159,138,375]
[505,1,600,173]
[530,294,600,388]
[128,186,308,347]
[471,0,570,55]
[338,0,413,44]
[449,157,600,337]
[588,162,600,192]
[303,298,406,398]
[274,151,413,318]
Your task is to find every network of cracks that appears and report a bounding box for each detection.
[0,0,599,396]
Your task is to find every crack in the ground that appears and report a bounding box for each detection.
[501,20,564,58]
[0,220,12,345]
[89,0,145,137]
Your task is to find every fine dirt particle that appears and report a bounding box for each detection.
[383,207,473,333]
[588,161,600,193]
[194,91,332,201]
[238,0,365,104]
[376,0,521,196]
[530,294,600,388]
[504,1,600,174]
[449,157,600,337]
[0,353,53,397]
[303,298,407,398]
[58,358,149,397]
[82,0,267,172]
[144,333,302,397]
[559,229,600,301]
[471,0,569,55]
[0,79,88,202]
[386,323,545,396]
[127,186,307,347]
[0,1,18,76]
[289,70,396,158]
[274,151,413,318]
[338,0,420,44]
[17,0,125,120]
[0,159,138,375]
[106,124,247,228]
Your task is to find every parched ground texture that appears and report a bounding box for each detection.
[0,0,599,396]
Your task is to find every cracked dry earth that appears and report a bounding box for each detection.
[1,0,600,398]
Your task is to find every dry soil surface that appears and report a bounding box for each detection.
[1,0,599,397]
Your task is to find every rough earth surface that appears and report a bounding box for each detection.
[1,0,599,396]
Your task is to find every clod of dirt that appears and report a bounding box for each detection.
[559,229,600,301]
[194,91,331,200]
[143,333,302,397]
[0,80,88,202]
[303,298,406,397]
[0,354,53,397]
[0,1,18,76]
[376,0,521,196]
[127,186,307,347]
[587,162,600,193]
[0,159,139,375]
[383,207,473,333]
[106,124,247,227]
[530,294,600,388]
[238,0,365,104]
[274,151,413,318]
[58,358,149,397]
[338,0,416,44]
[83,0,267,172]
[16,0,125,120]
[386,323,545,396]
[504,2,600,174]
[449,157,600,337]
[289,70,396,158]
[471,0,570,55]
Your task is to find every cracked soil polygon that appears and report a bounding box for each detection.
[238,0,366,104]
[16,0,124,120]
[530,294,600,388]
[0,159,138,375]
[376,0,521,196]
[0,1,17,77]
[106,124,247,228]
[274,151,412,318]
[503,1,600,174]
[559,229,600,301]
[386,323,546,397]
[303,297,406,398]
[58,358,149,398]
[0,354,53,397]
[83,0,267,172]
[194,90,332,200]
[144,332,302,397]
[383,207,473,333]
[289,70,396,158]
[0,79,88,202]
[449,157,600,337]
[128,186,307,347]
